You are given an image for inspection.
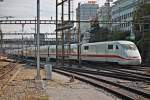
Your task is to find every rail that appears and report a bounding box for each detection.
[53,67,150,100]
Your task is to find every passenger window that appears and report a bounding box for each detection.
[116,45,119,49]
[108,45,113,49]
[84,46,89,50]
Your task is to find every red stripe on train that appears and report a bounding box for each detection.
[40,53,140,61]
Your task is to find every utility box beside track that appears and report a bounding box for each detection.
[44,64,52,80]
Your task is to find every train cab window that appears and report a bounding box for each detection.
[108,45,113,49]
[116,45,119,49]
[84,46,89,50]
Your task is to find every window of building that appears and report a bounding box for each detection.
[131,12,133,16]
[127,22,130,26]
[144,24,149,30]
[128,13,130,18]
[125,14,127,19]
[123,23,125,27]
[125,23,127,27]
[121,24,123,28]
[130,12,133,17]
[122,15,124,20]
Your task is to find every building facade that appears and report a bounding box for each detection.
[76,2,99,43]
[78,3,98,21]
[98,5,111,29]
[111,0,138,35]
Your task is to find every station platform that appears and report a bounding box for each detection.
[0,62,118,100]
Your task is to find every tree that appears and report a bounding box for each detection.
[89,18,111,42]
[112,31,130,40]
[133,1,150,63]
[133,2,150,42]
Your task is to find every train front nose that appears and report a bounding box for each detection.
[138,59,142,65]
[126,51,142,65]
[129,58,142,65]
[133,59,142,65]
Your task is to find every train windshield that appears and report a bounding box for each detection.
[121,44,137,50]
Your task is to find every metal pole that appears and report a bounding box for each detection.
[68,0,71,30]
[56,0,58,66]
[107,0,111,30]
[35,0,41,80]
[18,39,19,61]
[35,17,37,60]
[61,0,64,66]
[26,45,27,58]
[0,24,3,54]
[21,34,23,58]
[48,46,49,58]
[21,24,24,58]
[141,0,145,61]
[68,0,71,66]
[77,3,81,67]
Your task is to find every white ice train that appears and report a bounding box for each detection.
[10,41,142,65]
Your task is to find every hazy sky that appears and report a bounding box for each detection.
[0,0,113,18]
[0,0,116,38]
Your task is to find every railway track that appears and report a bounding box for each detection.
[0,63,16,78]
[79,62,150,82]
[19,58,150,83]
[15,58,150,99]
[0,63,16,93]
[20,58,150,83]
[53,67,150,100]
[64,66,150,83]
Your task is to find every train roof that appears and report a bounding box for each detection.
[30,41,135,49]
[82,41,135,46]
[117,41,135,44]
